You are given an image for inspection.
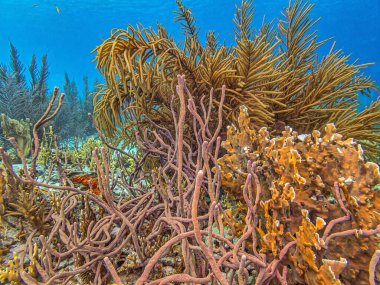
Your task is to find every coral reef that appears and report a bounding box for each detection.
[0,1,379,284]
[0,75,378,284]
[0,43,97,144]
[93,0,380,160]
[218,106,380,283]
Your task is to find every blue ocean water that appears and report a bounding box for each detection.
[0,0,379,105]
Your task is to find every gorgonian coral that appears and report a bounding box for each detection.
[1,75,379,284]
[93,0,380,159]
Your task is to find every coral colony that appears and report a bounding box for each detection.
[0,1,379,284]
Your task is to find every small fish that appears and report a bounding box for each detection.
[55,4,61,14]
[32,4,39,8]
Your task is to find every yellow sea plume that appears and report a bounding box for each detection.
[93,0,380,159]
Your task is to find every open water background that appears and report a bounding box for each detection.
[0,0,379,105]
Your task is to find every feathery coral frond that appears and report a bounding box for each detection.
[93,0,379,158]
[28,55,37,86]
[9,43,25,87]
[174,0,199,39]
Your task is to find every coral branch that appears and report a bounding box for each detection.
[103,257,123,285]
[370,250,380,285]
